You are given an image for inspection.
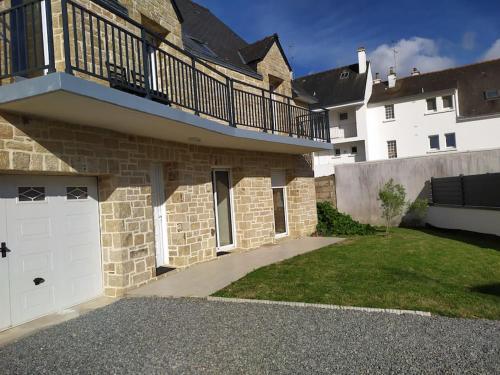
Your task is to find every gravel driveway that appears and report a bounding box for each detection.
[1,298,499,374]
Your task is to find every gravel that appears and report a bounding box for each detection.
[1,297,499,374]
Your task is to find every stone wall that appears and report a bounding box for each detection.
[0,114,317,296]
[315,175,336,207]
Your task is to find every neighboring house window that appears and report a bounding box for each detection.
[351,146,357,154]
[484,89,500,100]
[387,140,397,159]
[426,98,437,111]
[442,95,453,109]
[385,104,395,120]
[445,133,456,148]
[339,112,348,121]
[334,149,341,156]
[429,135,440,150]
[340,71,349,79]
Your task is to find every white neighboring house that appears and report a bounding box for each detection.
[366,60,500,161]
[296,56,500,177]
[293,48,372,177]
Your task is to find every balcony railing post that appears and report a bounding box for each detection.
[309,112,314,140]
[227,78,236,127]
[140,29,151,98]
[61,0,73,74]
[287,98,293,137]
[261,89,267,133]
[325,110,331,143]
[43,0,56,73]
[191,57,200,115]
[268,91,275,134]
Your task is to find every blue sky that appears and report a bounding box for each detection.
[193,0,500,78]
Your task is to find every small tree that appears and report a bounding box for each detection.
[378,179,406,234]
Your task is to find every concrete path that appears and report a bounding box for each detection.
[128,237,342,298]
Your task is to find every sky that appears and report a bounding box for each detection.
[193,0,500,79]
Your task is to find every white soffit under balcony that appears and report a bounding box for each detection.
[0,73,332,154]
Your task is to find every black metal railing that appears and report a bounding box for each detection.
[431,173,500,209]
[0,0,55,79]
[1,0,330,143]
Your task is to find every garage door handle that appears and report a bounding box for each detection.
[1,242,10,258]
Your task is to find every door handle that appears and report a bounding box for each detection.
[1,242,11,258]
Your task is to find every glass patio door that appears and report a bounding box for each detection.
[212,170,235,250]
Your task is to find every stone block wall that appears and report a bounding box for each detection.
[315,175,337,207]
[0,113,317,296]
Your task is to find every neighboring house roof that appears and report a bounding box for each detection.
[292,81,319,105]
[175,0,290,78]
[239,34,292,72]
[369,59,500,118]
[293,63,369,109]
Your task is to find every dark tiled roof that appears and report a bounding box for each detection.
[175,0,291,78]
[369,59,500,118]
[293,63,368,109]
[292,81,318,104]
[175,0,253,74]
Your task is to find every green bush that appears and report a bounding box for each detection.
[316,201,376,236]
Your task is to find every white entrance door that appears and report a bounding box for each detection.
[0,175,102,330]
[151,165,169,267]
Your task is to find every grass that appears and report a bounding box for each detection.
[214,228,500,320]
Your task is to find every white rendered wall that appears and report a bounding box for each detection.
[427,206,500,237]
[314,141,366,177]
[366,89,500,161]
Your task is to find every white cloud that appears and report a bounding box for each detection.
[369,37,455,79]
[482,39,500,61]
[462,32,476,51]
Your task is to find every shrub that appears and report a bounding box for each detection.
[405,198,429,227]
[316,201,376,236]
[378,179,406,234]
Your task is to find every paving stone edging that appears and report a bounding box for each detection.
[207,296,432,317]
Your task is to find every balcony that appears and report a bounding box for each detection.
[331,125,358,139]
[0,0,331,153]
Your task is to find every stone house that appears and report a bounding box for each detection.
[0,0,331,330]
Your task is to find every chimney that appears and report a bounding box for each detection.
[388,67,397,88]
[411,67,420,76]
[373,72,382,84]
[358,47,367,74]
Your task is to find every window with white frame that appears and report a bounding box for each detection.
[334,148,341,156]
[442,95,453,109]
[339,71,349,79]
[385,104,395,120]
[387,140,397,159]
[426,98,437,111]
[271,170,288,237]
[351,146,357,154]
[445,133,456,148]
[429,135,440,150]
[339,112,348,121]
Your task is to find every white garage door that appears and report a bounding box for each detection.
[0,175,102,331]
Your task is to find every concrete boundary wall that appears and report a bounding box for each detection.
[335,148,500,226]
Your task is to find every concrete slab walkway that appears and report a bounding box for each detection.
[128,237,342,298]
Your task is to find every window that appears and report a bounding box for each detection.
[351,146,358,154]
[339,71,349,79]
[387,140,397,159]
[66,187,88,200]
[429,135,440,150]
[385,104,395,120]
[442,95,453,109]
[339,112,348,121]
[445,133,456,148]
[18,187,45,202]
[484,89,500,100]
[271,171,288,237]
[334,148,341,156]
[426,98,437,111]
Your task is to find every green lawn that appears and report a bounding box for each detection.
[214,228,500,319]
